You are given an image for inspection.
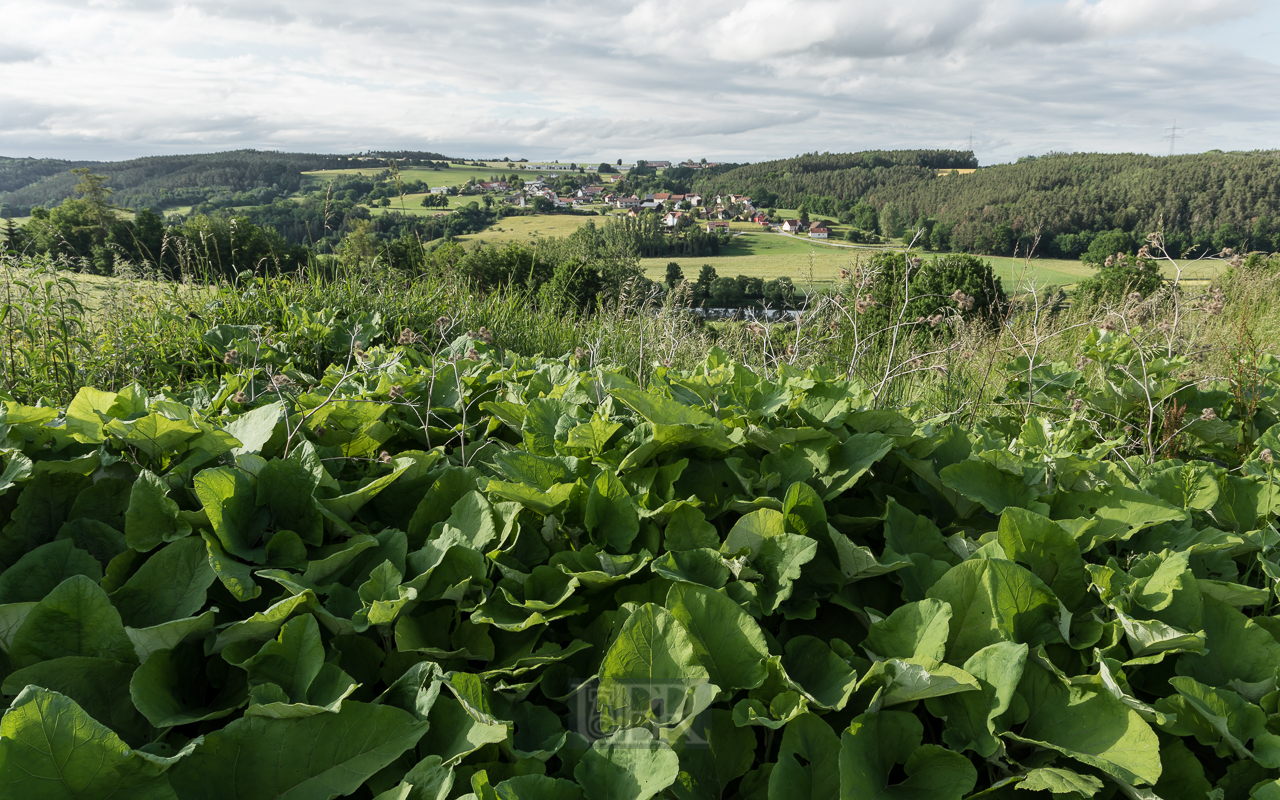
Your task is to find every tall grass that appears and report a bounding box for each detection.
[2,249,1278,432]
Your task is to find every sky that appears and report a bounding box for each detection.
[1,0,1278,165]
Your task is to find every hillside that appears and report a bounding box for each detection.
[0,149,454,215]
[696,149,1280,258]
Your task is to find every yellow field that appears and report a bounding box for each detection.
[303,165,526,189]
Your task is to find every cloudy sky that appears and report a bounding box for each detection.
[1,0,1277,165]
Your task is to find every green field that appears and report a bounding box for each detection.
[453,213,613,243]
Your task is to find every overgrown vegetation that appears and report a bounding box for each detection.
[3,228,1280,798]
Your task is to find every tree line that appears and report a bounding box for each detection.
[696,149,1280,258]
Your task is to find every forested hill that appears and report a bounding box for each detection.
[0,149,451,215]
[692,150,978,208]
[695,149,1280,257]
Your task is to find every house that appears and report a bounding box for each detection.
[706,221,731,233]
[653,192,672,203]
[750,212,770,225]
[781,219,807,233]
[614,196,641,208]
[647,161,672,169]
[479,181,510,192]
[639,201,663,210]
[663,211,686,227]
[685,194,703,207]
[809,223,831,239]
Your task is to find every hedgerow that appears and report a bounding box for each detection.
[1,330,1280,799]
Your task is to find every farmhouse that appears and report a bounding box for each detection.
[809,223,831,239]
[663,211,686,227]
[781,219,807,233]
[706,221,731,233]
[614,196,640,208]
[750,212,770,225]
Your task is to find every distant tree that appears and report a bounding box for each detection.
[879,203,903,240]
[1082,229,1136,265]
[617,159,623,166]
[70,168,116,228]
[709,276,743,304]
[763,276,795,306]
[665,261,684,287]
[598,163,617,174]
[798,206,810,227]
[695,263,717,298]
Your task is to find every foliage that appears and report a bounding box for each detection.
[696,150,1280,258]
[1075,254,1165,306]
[2,335,1280,799]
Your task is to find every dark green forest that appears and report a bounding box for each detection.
[694,150,1280,258]
[0,149,452,215]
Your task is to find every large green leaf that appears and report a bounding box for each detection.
[130,640,248,728]
[840,709,977,800]
[597,603,714,729]
[1,657,150,747]
[666,582,769,691]
[194,467,267,563]
[996,507,1087,610]
[924,642,1027,757]
[939,460,1037,515]
[1007,664,1162,786]
[0,687,179,799]
[573,728,680,800]
[768,713,841,800]
[124,470,192,552]
[1176,596,1280,686]
[167,701,428,799]
[926,559,1061,664]
[0,539,102,603]
[670,709,754,800]
[861,599,952,662]
[109,536,216,628]
[8,574,137,668]
[585,472,640,553]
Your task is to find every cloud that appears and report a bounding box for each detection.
[0,43,41,63]
[0,0,1276,162]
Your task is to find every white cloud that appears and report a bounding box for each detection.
[0,0,1275,162]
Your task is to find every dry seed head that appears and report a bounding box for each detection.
[223,348,238,365]
[1104,256,1115,268]
[478,327,494,344]
[465,348,480,361]
[1200,407,1218,421]
[1071,398,1085,413]
[389,384,404,399]
[1261,448,1274,465]
[1127,292,1142,303]
[435,315,451,327]
[379,450,393,464]
[573,347,586,361]
[398,328,421,345]
[1100,319,1117,331]
[232,390,247,404]
[269,373,293,389]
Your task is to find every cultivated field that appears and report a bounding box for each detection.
[302,164,526,189]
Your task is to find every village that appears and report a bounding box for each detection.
[427,166,833,239]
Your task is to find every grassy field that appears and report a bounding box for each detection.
[453,213,612,244]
